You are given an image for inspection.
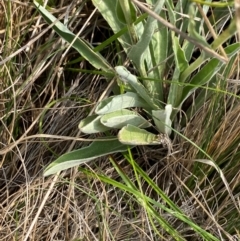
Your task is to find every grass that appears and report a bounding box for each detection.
[0,0,240,240]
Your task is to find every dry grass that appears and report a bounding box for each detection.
[0,0,240,240]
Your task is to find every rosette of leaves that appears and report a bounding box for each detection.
[44,66,173,176]
[79,66,173,139]
[34,0,240,179]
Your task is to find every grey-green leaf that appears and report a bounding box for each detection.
[95,92,149,115]
[44,139,132,176]
[128,0,165,70]
[79,115,110,134]
[152,104,172,136]
[34,1,112,72]
[101,109,151,129]
[118,124,162,145]
[115,66,160,110]
[168,36,188,108]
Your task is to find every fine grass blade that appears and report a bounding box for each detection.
[109,154,186,240]
[117,0,138,44]
[124,153,221,241]
[181,43,240,106]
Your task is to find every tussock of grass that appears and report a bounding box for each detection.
[0,0,240,241]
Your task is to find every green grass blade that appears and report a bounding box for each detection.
[102,156,187,241]
[181,43,240,106]
[191,0,233,7]
[124,153,221,241]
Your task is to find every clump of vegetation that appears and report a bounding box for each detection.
[0,0,240,240]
